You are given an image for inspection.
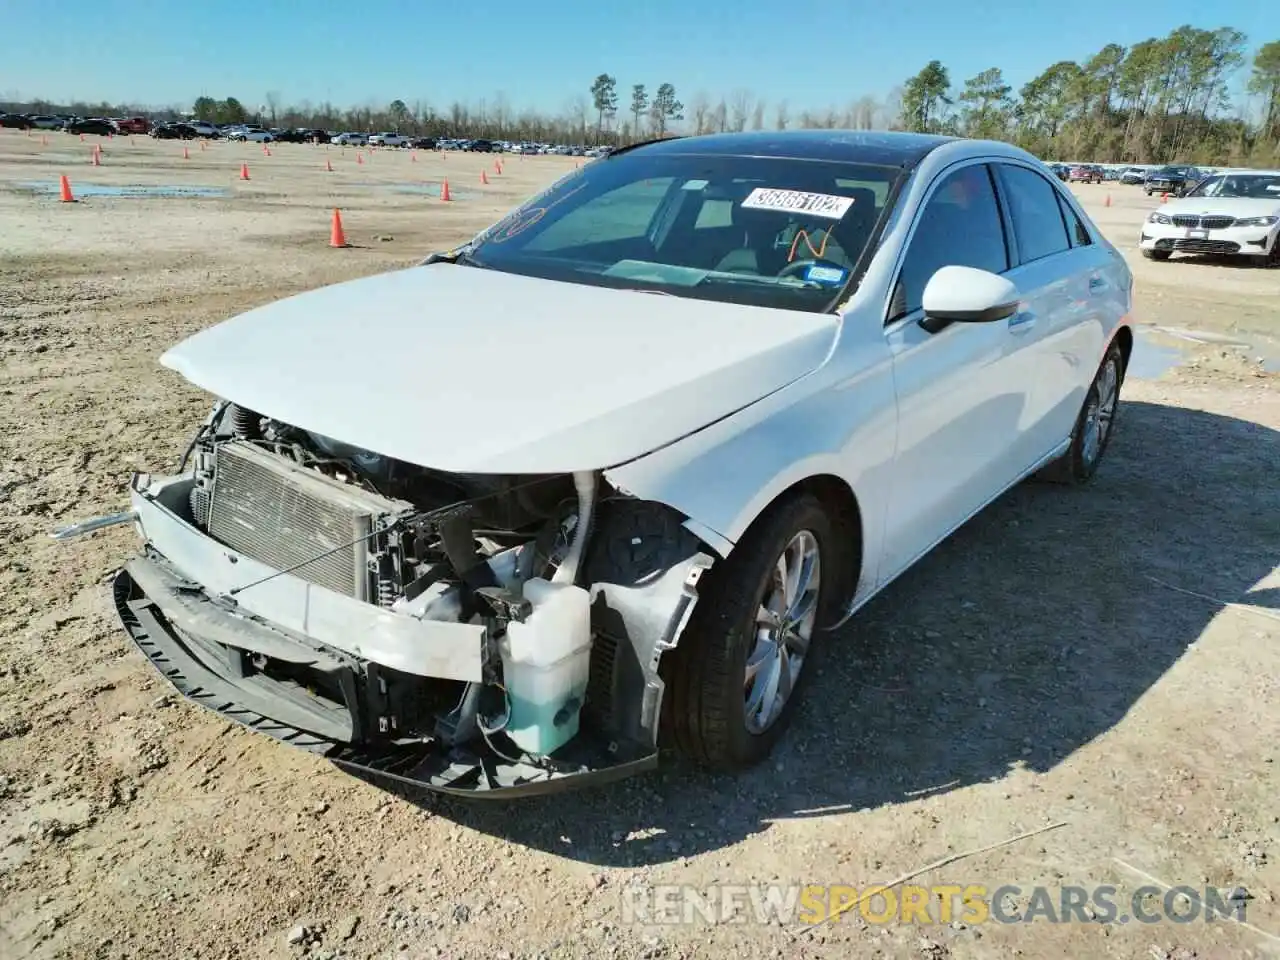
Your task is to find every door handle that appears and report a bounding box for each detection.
[1007,311,1037,334]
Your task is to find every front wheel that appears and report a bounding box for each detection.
[1142,249,1171,261]
[1037,341,1125,485]
[662,492,843,769]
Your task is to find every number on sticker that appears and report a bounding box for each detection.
[741,188,854,220]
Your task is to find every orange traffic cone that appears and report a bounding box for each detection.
[200,139,207,151]
[91,149,100,167]
[329,209,349,247]
[480,169,489,185]
[494,159,501,175]
[41,134,48,146]
[440,178,452,201]
[357,153,364,165]
[183,146,190,160]
[79,132,85,142]
[325,158,333,172]
[1161,192,1168,203]
[411,152,417,163]
[1104,193,1111,207]
[239,163,250,181]
[59,175,75,203]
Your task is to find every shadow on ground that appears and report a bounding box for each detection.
[379,400,1280,865]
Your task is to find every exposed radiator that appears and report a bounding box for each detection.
[206,442,407,601]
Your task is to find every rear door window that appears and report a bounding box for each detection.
[996,164,1072,264]
[1057,196,1092,248]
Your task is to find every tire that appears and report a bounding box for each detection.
[1142,249,1171,261]
[662,491,846,770]
[1037,341,1125,485]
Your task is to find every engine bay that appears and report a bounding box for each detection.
[188,401,582,611]
[174,399,608,760]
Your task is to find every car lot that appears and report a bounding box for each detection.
[0,133,1277,959]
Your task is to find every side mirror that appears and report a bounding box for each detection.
[919,265,1020,333]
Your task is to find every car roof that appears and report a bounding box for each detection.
[622,129,955,168]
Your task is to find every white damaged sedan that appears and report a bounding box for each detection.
[55,131,1134,797]
[1139,168,1280,265]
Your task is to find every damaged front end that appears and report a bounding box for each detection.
[59,402,716,797]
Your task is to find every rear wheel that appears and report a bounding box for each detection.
[1037,341,1124,485]
[1142,248,1172,261]
[663,492,842,769]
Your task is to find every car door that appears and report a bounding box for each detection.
[878,161,1030,582]
[988,161,1087,471]
[994,161,1112,462]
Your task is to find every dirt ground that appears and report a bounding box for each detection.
[1,131,1278,960]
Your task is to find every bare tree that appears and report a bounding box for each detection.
[712,98,728,132]
[729,89,751,132]
[751,98,766,130]
[265,90,281,125]
[492,92,511,135]
[565,95,589,142]
[774,99,789,130]
[851,95,878,129]
[689,90,711,135]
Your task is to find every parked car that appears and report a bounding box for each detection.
[64,117,116,136]
[467,138,495,152]
[1068,164,1105,184]
[28,115,64,130]
[227,126,274,143]
[54,130,1132,798]
[273,128,328,143]
[1045,163,1070,182]
[152,122,198,140]
[1119,167,1146,185]
[330,132,368,146]
[368,132,410,147]
[1139,168,1280,265]
[184,120,219,138]
[114,117,150,134]
[1143,165,1200,197]
[408,136,437,150]
[0,113,31,129]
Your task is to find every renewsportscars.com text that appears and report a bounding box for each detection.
[621,883,1249,927]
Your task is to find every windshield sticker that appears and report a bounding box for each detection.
[741,188,854,220]
[804,264,847,286]
[787,227,833,262]
[485,182,587,243]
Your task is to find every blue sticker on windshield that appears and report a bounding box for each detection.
[804,264,847,285]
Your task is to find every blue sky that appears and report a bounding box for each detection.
[2,0,1277,116]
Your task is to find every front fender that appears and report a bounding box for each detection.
[604,354,898,599]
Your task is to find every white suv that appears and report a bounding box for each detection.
[368,132,410,147]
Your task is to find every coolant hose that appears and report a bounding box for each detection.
[550,471,596,585]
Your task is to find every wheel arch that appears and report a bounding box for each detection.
[757,473,864,611]
[1111,323,1133,375]
[606,460,868,614]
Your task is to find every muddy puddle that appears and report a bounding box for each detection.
[1131,325,1280,378]
[348,181,478,200]
[14,181,230,199]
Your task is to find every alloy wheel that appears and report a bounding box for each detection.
[744,530,821,734]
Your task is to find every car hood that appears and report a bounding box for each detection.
[160,263,838,474]
[1160,197,1280,217]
